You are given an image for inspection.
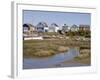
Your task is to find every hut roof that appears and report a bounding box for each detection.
[37,22,48,27]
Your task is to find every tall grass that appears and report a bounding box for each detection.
[23,39,90,58]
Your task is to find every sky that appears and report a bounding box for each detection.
[23,10,91,27]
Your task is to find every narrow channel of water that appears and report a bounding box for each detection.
[23,48,85,69]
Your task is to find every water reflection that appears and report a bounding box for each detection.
[23,48,87,69]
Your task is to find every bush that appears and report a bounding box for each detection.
[32,50,56,57]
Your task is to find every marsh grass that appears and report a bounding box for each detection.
[23,39,90,58]
[74,46,91,64]
[23,40,70,57]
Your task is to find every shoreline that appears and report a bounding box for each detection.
[23,39,90,57]
[46,58,91,68]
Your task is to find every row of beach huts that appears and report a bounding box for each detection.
[23,22,90,40]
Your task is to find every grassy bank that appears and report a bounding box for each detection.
[23,39,70,57]
[74,46,91,64]
[23,39,90,58]
[62,45,91,65]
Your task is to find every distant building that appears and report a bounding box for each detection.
[70,24,79,32]
[23,24,30,32]
[49,23,60,32]
[62,24,69,32]
[23,23,37,37]
[36,22,49,32]
[79,25,90,31]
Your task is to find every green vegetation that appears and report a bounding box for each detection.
[23,31,91,65]
[23,39,90,58]
[43,32,59,36]
[65,30,91,38]
[23,40,70,57]
[74,46,91,64]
